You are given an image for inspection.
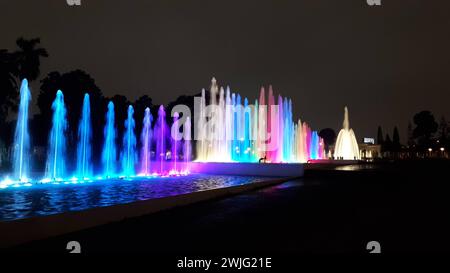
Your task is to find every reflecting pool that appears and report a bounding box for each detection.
[0,174,269,222]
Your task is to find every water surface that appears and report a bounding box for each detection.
[0,174,268,222]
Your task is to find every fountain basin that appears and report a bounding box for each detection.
[0,174,289,248]
[190,162,304,177]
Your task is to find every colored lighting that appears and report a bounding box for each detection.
[1,77,334,189]
[195,78,326,163]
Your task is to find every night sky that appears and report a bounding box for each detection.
[1,0,449,142]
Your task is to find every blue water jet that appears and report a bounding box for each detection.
[13,79,31,182]
[243,98,251,162]
[121,105,137,177]
[102,101,117,178]
[45,90,67,180]
[76,94,92,179]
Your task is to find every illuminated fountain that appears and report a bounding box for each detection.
[1,76,329,188]
[195,78,325,163]
[183,116,192,173]
[171,112,180,173]
[2,85,193,189]
[334,107,360,160]
[44,90,68,181]
[139,107,153,176]
[75,94,93,180]
[155,105,169,174]
[12,79,32,183]
[121,105,137,177]
[102,101,117,178]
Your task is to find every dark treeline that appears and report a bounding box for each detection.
[376,111,449,158]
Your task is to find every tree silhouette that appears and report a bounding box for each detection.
[438,116,448,142]
[437,116,450,153]
[377,126,384,145]
[318,128,336,152]
[407,122,415,146]
[134,95,154,143]
[392,126,401,153]
[0,37,48,142]
[384,133,393,153]
[14,37,48,82]
[0,50,18,130]
[413,111,438,147]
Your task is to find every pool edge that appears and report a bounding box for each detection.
[0,177,296,249]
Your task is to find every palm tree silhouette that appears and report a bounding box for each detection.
[0,37,48,135]
[0,49,19,122]
[14,37,49,82]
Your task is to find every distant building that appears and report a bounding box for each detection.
[329,137,381,161]
[359,143,381,160]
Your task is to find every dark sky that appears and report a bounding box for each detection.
[1,0,450,142]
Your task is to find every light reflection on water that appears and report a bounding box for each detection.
[334,164,378,171]
[0,174,268,222]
